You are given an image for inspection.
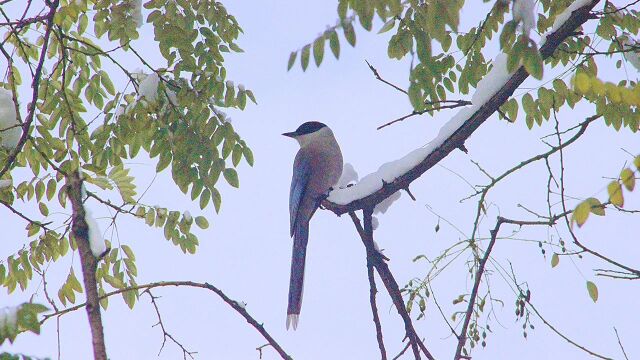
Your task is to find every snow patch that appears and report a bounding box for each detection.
[0,305,19,332]
[371,216,379,230]
[512,0,536,36]
[374,191,401,214]
[472,53,513,107]
[337,163,359,188]
[139,73,160,102]
[131,0,143,28]
[622,37,640,71]
[0,88,20,149]
[0,179,11,189]
[85,208,107,257]
[541,0,592,45]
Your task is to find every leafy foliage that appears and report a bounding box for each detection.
[0,0,254,331]
[0,303,48,345]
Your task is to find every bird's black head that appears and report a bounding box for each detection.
[282,121,327,138]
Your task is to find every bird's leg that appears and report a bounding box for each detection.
[317,188,334,209]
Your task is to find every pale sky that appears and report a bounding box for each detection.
[2,1,640,359]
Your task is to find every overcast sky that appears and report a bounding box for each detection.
[2,1,640,359]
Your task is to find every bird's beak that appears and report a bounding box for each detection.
[282,131,297,138]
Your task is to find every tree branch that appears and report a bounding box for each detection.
[365,221,387,360]
[41,280,292,360]
[66,170,107,360]
[322,0,601,216]
[144,289,196,359]
[0,0,60,179]
[350,211,435,360]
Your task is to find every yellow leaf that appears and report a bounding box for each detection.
[585,197,605,216]
[574,73,591,94]
[607,181,624,207]
[635,155,640,171]
[551,253,559,268]
[571,201,591,227]
[620,168,635,191]
[586,281,598,302]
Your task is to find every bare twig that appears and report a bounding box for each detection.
[366,60,408,95]
[377,101,471,130]
[392,340,412,360]
[526,300,613,359]
[614,327,629,360]
[144,289,196,359]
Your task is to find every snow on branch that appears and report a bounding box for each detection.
[324,0,600,215]
[0,88,20,149]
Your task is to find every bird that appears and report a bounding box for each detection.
[283,121,343,330]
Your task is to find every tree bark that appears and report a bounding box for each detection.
[67,170,107,360]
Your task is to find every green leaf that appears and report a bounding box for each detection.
[223,168,239,188]
[38,202,49,217]
[232,144,243,167]
[343,21,356,47]
[313,37,324,66]
[212,188,222,213]
[200,189,210,209]
[242,147,254,166]
[620,168,635,191]
[634,155,640,171]
[586,281,598,302]
[378,19,395,34]
[329,30,340,59]
[287,51,297,71]
[524,45,543,80]
[195,216,209,229]
[408,83,424,111]
[100,71,115,95]
[46,179,56,201]
[301,45,310,71]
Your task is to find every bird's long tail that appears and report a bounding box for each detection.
[287,223,309,330]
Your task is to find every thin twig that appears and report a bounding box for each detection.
[144,289,196,359]
[614,327,629,360]
[377,101,471,130]
[365,60,408,95]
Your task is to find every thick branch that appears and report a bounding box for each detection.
[351,211,435,360]
[364,212,387,360]
[66,170,107,360]
[323,0,601,216]
[367,263,387,360]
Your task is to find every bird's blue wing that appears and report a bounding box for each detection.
[289,154,312,237]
